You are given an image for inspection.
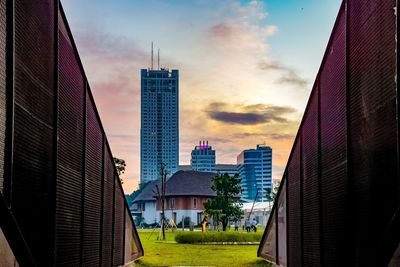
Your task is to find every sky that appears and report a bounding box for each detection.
[61,0,342,193]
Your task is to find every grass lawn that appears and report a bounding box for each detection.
[135,229,271,267]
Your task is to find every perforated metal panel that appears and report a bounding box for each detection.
[82,94,103,266]
[11,1,55,266]
[259,1,398,266]
[277,179,287,266]
[348,0,397,265]
[125,207,143,262]
[287,141,302,267]
[0,0,6,192]
[301,88,320,267]
[54,14,85,266]
[320,7,348,266]
[0,1,143,266]
[260,210,277,263]
[113,177,125,266]
[102,146,115,266]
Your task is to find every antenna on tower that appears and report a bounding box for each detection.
[151,41,154,70]
[158,49,160,70]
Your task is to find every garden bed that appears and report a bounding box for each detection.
[175,231,263,244]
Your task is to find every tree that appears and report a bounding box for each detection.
[129,181,151,202]
[113,157,126,184]
[265,181,280,210]
[204,173,243,231]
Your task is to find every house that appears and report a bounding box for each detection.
[131,170,216,226]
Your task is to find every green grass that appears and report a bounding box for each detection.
[135,229,271,267]
[175,231,263,244]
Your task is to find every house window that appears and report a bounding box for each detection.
[142,202,145,211]
[170,198,175,209]
[193,198,197,209]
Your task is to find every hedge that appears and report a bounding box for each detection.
[175,231,263,244]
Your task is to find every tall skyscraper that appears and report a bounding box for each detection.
[140,68,179,184]
[237,144,272,202]
[191,140,216,172]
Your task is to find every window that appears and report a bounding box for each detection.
[193,198,197,209]
[170,198,175,209]
[142,202,146,211]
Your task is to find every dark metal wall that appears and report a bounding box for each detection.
[0,0,6,191]
[0,0,144,266]
[258,0,398,266]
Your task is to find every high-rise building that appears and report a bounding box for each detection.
[237,145,272,202]
[215,164,238,177]
[191,140,216,172]
[140,68,179,184]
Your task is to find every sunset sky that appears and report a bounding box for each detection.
[61,0,342,193]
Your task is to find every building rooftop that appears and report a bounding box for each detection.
[216,164,237,170]
[179,164,237,171]
[133,170,217,202]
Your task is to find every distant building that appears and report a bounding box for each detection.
[216,164,238,177]
[241,202,272,226]
[191,140,216,172]
[140,68,179,184]
[237,145,272,202]
[131,171,216,226]
[179,165,192,171]
[179,164,238,177]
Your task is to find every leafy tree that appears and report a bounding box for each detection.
[113,157,126,184]
[113,157,126,175]
[129,182,151,200]
[265,181,281,211]
[265,181,280,202]
[204,173,243,231]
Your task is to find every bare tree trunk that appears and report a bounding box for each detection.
[161,163,166,240]
[222,219,228,231]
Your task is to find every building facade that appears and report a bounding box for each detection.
[179,164,238,176]
[237,145,272,202]
[191,141,216,172]
[140,68,179,183]
[132,171,216,226]
[216,164,238,177]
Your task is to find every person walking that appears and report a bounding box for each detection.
[234,221,239,231]
[245,220,251,232]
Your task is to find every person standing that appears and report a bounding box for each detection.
[245,220,251,232]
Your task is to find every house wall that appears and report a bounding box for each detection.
[156,196,209,210]
[139,197,211,226]
[140,201,158,225]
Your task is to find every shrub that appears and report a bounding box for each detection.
[175,231,263,244]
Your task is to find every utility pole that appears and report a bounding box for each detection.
[248,189,259,221]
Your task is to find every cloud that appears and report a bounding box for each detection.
[205,102,296,125]
[258,60,285,71]
[64,0,306,192]
[68,28,149,192]
[232,133,294,140]
[275,70,308,87]
[258,60,309,87]
[208,112,270,125]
